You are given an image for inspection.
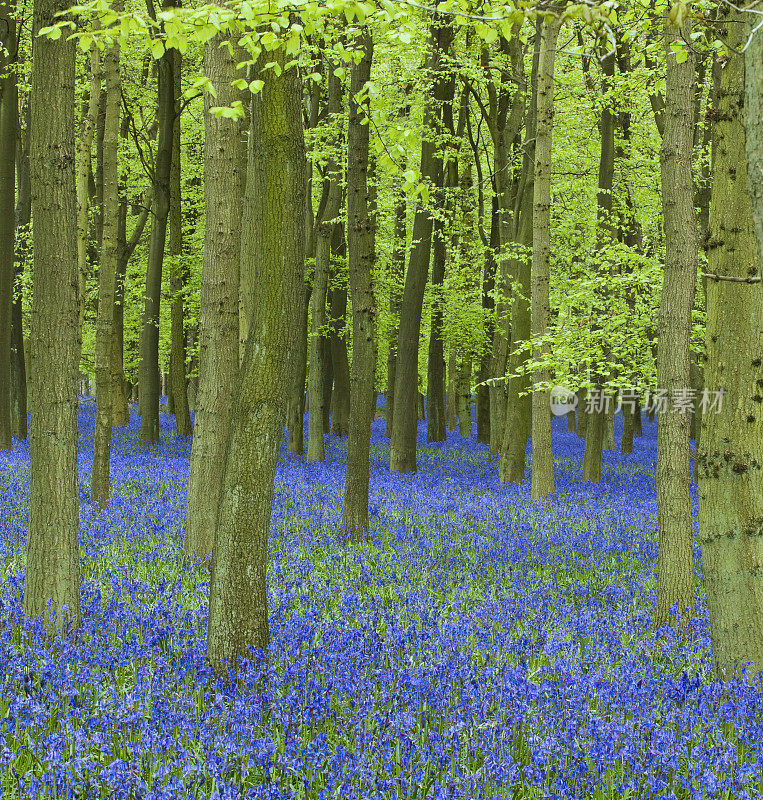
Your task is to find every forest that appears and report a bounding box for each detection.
[1,0,763,796]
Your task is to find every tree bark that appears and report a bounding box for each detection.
[0,0,17,449]
[745,3,763,278]
[185,34,244,560]
[697,10,763,677]
[91,32,121,506]
[207,45,306,671]
[139,19,175,446]
[24,0,81,632]
[343,28,375,540]
[390,17,454,473]
[529,11,561,501]
[654,13,698,629]
[169,49,191,436]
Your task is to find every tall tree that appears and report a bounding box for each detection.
[426,77,458,444]
[0,0,17,450]
[343,28,375,539]
[168,49,192,436]
[91,26,121,506]
[207,44,306,670]
[24,0,81,631]
[654,13,697,629]
[697,10,763,676]
[307,68,342,462]
[529,8,562,501]
[138,3,175,446]
[390,16,454,473]
[499,24,541,484]
[582,37,616,483]
[185,34,245,560]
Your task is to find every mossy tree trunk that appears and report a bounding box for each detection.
[207,46,306,671]
[499,26,540,484]
[24,0,81,633]
[697,11,763,677]
[185,34,244,560]
[343,28,375,540]
[654,13,698,630]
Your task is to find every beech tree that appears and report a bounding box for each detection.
[185,33,245,561]
[207,44,306,670]
[654,11,697,630]
[697,8,763,677]
[24,0,81,631]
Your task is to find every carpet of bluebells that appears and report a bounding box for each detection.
[1,399,762,799]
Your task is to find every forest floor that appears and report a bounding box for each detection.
[1,401,762,799]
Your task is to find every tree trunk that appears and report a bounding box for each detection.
[24,0,81,632]
[113,186,151,427]
[168,50,191,436]
[499,29,540,484]
[583,38,616,480]
[91,32,121,506]
[529,11,561,501]
[76,43,101,353]
[745,5,763,277]
[185,34,244,560]
[447,349,458,431]
[654,13,698,630]
[329,226,350,437]
[621,403,633,453]
[287,282,309,454]
[11,106,29,441]
[207,46,306,671]
[582,396,604,482]
[457,354,472,437]
[139,25,175,446]
[426,73,457,444]
[343,28,375,540]
[603,403,615,450]
[697,11,763,677]
[390,18,454,473]
[385,181,406,438]
[0,0,17,449]
[307,70,342,461]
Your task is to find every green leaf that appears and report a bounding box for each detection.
[151,39,165,59]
